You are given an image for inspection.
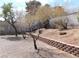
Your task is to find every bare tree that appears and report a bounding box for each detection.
[51,16,69,30]
[23,21,42,51]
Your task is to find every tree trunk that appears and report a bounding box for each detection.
[30,33,38,50]
[63,23,68,30]
[11,24,18,37]
[33,38,38,50]
[6,21,18,36]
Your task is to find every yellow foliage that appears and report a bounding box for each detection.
[25,6,66,27]
[54,6,65,16]
[25,6,53,24]
[35,6,53,21]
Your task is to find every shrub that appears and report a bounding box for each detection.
[50,16,69,30]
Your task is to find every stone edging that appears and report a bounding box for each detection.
[33,34,79,57]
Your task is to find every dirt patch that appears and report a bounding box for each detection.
[38,29,79,46]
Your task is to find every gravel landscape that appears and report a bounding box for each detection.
[0,35,77,58]
[0,0,79,58]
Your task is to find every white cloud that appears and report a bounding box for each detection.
[37,0,54,5]
[0,17,5,21]
[16,0,28,3]
[0,8,2,14]
[16,0,53,5]
[64,0,71,3]
[64,0,68,2]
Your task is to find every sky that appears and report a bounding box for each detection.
[0,0,79,11]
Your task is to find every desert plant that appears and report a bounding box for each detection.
[26,0,41,14]
[25,5,53,30]
[52,16,69,30]
[2,3,18,36]
[26,20,42,51]
[77,16,79,22]
[53,6,66,17]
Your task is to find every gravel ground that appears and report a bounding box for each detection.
[0,35,77,58]
[40,29,79,46]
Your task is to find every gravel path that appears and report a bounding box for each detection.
[0,35,77,58]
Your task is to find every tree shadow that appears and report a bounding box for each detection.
[36,48,54,58]
[35,47,74,58]
[6,37,23,41]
